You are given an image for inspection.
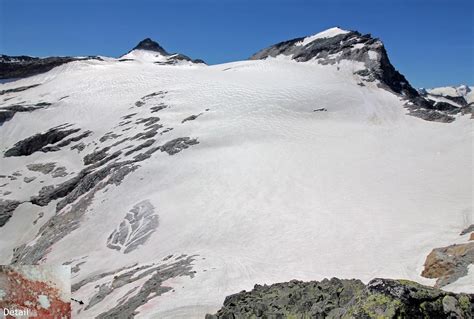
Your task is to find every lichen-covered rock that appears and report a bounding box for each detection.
[207,278,473,319]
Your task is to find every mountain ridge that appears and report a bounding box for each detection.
[249,27,471,122]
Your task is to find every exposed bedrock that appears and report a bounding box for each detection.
[207,278,473,319]
[106,200,159,254]
[422,242,474,288]
[0,199,21,227]
[69,255,196,318]
[3,124,84,157]
[13,162,139,264]
[13,136,199,264]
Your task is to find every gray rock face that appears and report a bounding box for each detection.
[422,242,474,287]
[207,277,473,319]
[93,256,196,319]
[23,176,36,183]
[181,113,202,123]
[27,162,57,174]
[26,162,68,177]
[4,124,82,157]
[159,137,199,155]
[68,255,196,318]
[83,147,111,165]
[14,162,138,264]
[124,139,155,156]
[0,199,21,227]
[106,200,159,254]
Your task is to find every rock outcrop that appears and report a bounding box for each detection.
[207,277,473,318]
[422,242,474,288]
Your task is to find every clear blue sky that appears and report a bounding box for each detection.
[1,0,472,88]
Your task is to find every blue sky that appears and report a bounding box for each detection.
[1,0,472,88]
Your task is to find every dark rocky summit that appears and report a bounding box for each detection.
[131,38,169,55]
[207,277,473,318]
[0,55,99,79]
[250,29,469,123]
[124,38,206,64]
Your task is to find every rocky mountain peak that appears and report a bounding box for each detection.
[132,38,169,55]
[250,28,467,122]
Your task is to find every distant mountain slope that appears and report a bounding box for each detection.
[0,55,100,79]
[419,85,473,110]
[120,38,206,65]
[250,27,471,122]
[0,38,205,80]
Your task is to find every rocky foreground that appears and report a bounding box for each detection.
[206,278,473,318]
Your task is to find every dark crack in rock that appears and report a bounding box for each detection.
[106,200,159,254]
[0,199,21,227]
[207,277,473,319]
[422,242,474,287]
[4,124,81,157]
